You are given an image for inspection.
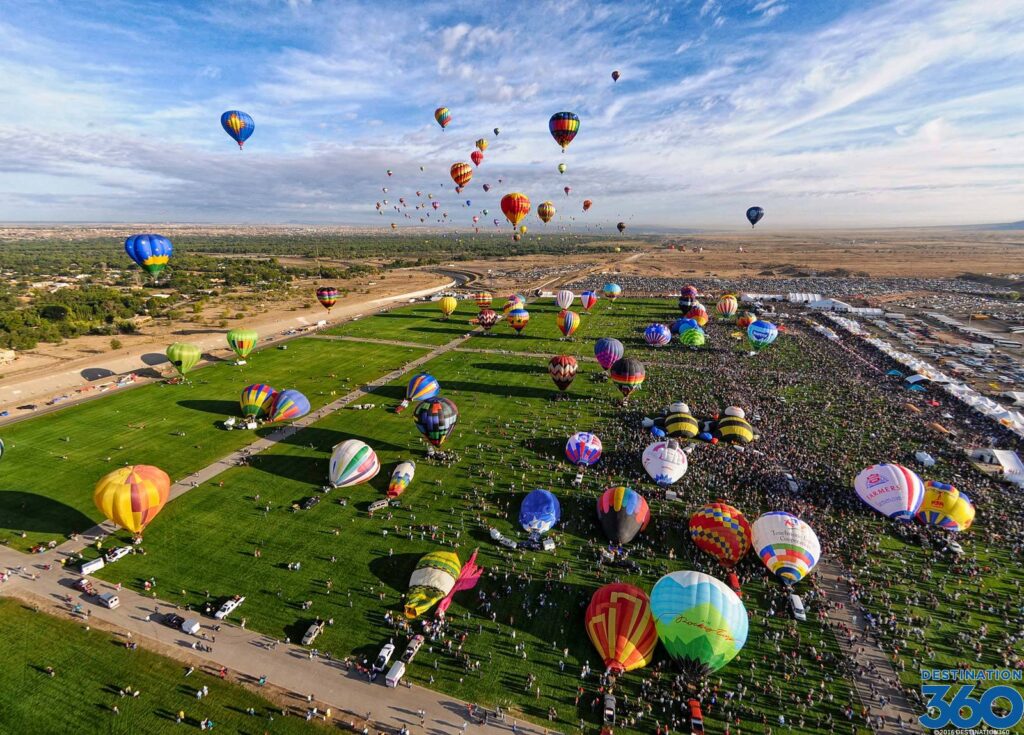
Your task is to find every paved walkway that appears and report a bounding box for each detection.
[817,559,923,733]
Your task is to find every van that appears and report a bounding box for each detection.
[98,593,120,609]
[385,661,406,688]
[789,593,806,622]
[79,557,106,575]
[302,620,326,646]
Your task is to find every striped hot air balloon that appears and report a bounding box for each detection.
[751,512,821,585]
[226,328,258,360]
[679,328,706,348]
[406,550,460,618]
[689,502,752,568]
[507,308,530,334]
[434,107,451,129]
[548,111,580,151]
[387,461,416,498]
[565,431,602,466]
[664,404,699,439]
[555,289,575,310]
[916,481,976,531]
[240,383,276,418]
[585,583,658,674]
[594,338,624,371]
[549,355,578,392]
[329,439,380,488]
[450,163,473,187]
[557,309,580,338]
[715,407,754,444]
[93,465,171,535]
[474,292,493,309]
[716,295,738,318]
[602,283,622,301]
[265,389,310,423]
[413,397,459,447]
[538,201,555,224]
[644,324,671,347]
[501,193,531,228]
[316,286,339,311]
[610,357,645,400]
[854,463,925,521]
[580,291,599,312]
[477,309,498,332]
[597,486,651,544]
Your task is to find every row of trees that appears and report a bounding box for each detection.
[0,285,148,350]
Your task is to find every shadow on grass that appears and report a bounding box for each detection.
[367,384,407,401]
[442,381,550,401]
[277,426,408,454]
[368,552,419,592]
[469,362,544,375]
[177,399,238,416]
[0,490,95,536]
[248,455,324,484]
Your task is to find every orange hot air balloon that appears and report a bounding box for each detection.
[538,201,555,224]
[582,199,593,212]
[93,465,172,535]
[501,193,531,227]
[585,583,658,673]
[450,163,473,187]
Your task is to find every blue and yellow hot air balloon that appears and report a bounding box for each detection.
[916,481,975,531]
[221,110,254,149]
[125,234,173,278]
[240,383,276,418]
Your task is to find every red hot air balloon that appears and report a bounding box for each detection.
[585,583,657,674]
[501,193,531,228]
[548,355,578,392]
[450,163,473,187]
[583,199,593,212]
[564,186,571,196]
[470,150,484,166]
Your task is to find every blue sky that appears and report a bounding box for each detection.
[1,0,1022,229]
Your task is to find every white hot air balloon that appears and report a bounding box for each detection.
[555,289,575,310]
[329,439,380,488]
[853,463,925,520]
[751,512,821,585]
[641,439,688,486]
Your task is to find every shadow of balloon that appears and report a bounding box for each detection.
[247,454,325,484]
[80,367,116,381]
[140,353,169,367]
[176,399,238,416]
[469,362,543,375]
[368,552,420,594]
[0,490,96,536]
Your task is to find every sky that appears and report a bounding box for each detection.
[1,0,1023,230]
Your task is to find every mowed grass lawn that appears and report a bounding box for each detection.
[0,338,427,550]
[0,598,325,733]
[322,301,472,345]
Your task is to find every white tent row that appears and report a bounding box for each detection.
[810,323,841,341]
[823,314,869,337]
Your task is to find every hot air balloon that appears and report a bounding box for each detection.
[650,572,748,676]
[329,439,381,488]
[387,461,416,498]
[686,304,709,327]
[493,127,500,135]
[125,234,173,278]
[538,201,555,224]
[603,283,622,301]
[612,70,621,82]
[747,320,778,353]
[519,225,528,235]
[520,489,560,534]
[450,163,473,187]
[226,328,258,361]
[689,502,752,568]
[413,397,459,447]
[549,112,580,151]
[565,431,602,466]
[642,440,688,486]
[854,463,926,521]
[501,193,531,228]
[563,186,571,196]
[398,373,440,414]
[557,310,580,338]
[746,206,764,228]
[594,337,624,371]
[580,291,599,312]
[585,583,657,674]
[406,550,461,618]
[315,286,339,313]
[751,512,821,585]
[678,286,699,313]
[644,324,671,347]
[549,355,578,392]
[475,138,488,152]
[474,292,493,309]
[610,357,645,399]
[482,184,491,193]
[736,312,755,329]
[555,289,575,310]
[715,407,754,444]
[664,402,699,439]
[582,199,593,212]
[434,107,451,129]
[916,481,975,531]
[166,342,201,378]
[240,383,276,418]
[438,296,458,319]
[265,389,310,423]
[470,150,484,167]
[617,222,626,234]
[220,110,254,149]
[716,295,738,318]
[597,486,651,544]
[679,328,706,348]
[391,223,397,230]
[0,437,5,461]
[94,465,171,535]
[477,309,498,332]
[507,308,530,334]
[557,163,567,175]
[432,201,440,210]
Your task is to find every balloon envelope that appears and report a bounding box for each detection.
[329,439,381,488]
[594,338,624,371]
[580,291,599,312]
[387,461,416,498]
[519,489,560,534]
[221,110,254,148]
[746,206,764,227]
[406,373,440,403]
[854,463,925,520]
[566,431,602,466]
[642,440,688,485]
[916,481,975,531]
[585,583,657,674]
[555,290,575,310]
[240,383,276,417]
[557,310,580,338]
[597,486,650,544]
[125,234,173,277]
[93,465,171,534]
[227,328,258,359]
[610,357,645,399]
[266,389,310,423]
[644,323,671,347]
[689,502,752,568]
[549,111,580,150]
[747,320,778,352]
[751,512,821,585]
[413,397,459,447]
[166,343,201,377]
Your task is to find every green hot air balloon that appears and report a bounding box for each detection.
[166,343,201,379]
[226,328,258,361]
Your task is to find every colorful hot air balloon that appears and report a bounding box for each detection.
[474,292,493,309]
[746,206,764,228]
[555,289,575,310]
[125,234,173,278]
[507,308,530,334]
[503,294,525,314]
[603,283,622,301]
[220,110,254,149]
[557,309,580,338]
[477,309,499,332]
[413,397,459,447]
[916,481,976,531]
[475,138,488,152]
[597,486,651,544]
[438,296,458,319]
[549,355,578,392]
[716,295,738,318]
[585,583,657,674]
[686,304,709,327]
[642,440,688,486]
[580,291,599,312]
[450,163,473,187]
[166,342,201,378]
[617,222,626,234]
[406,550,461,618]
[854,463,926,521]
[594,338,624,371]
[557,163,567,175]
[549,112,580,151]
[501,193,531,228]
[715,407,754,444]
[265,389,310,423]
[387,461,416,498]
[470,150,484,167]
[93,465,171,535]
[644,323,671,347]
[610,357,645,399]
[747,320,778,352]
[751,512,821,585]
[226,328,258,360]
[664,402,699,439]
[316,286,339,312]
[736,312,755,329]
[679,328,706,348]
[678,286,699,314]
[650,572,748,676]
[689,502,752,568]
[397,372,440,414]
[538,201,556,224]
[240,383,276,418]
[329,439,381,488]
[434,107,451,129]
[582,199,592,212]
[565,431,602,466]
[520,489,560,534]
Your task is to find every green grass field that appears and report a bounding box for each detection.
[0,598,324,733]
[0,338,426,550]
[322,301,473,345]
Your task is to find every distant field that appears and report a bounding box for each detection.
[0,598,324,733]
[322,301,471,345]
[0,338,427,550]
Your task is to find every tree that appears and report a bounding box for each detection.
[110,338,122,350]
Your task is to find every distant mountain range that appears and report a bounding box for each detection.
[964,220,1024,230]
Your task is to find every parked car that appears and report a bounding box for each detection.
[300,496,321,510]
[371,643,396,681]
[687,699,704,735]
[302,620,326,646]
[162,613,186,630]
[104,546,133,563]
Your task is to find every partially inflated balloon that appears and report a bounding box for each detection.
[166,342,201,377]
[406,551,460,619]
[679,328,706,348]
[227,328,258,360]
[549,112,580,151]
[689,502,752,568]
[501,193,531,227]
[565,432,602,466]
[94,465,171,534]
[746,206,764,228]
[221,110,254,149]
[610,357,645,399]
[125,234,173,277]
[549,355,578,391]
[585,583,657,674]
[329,439,381,488]
[916,481,975,531]
[387,460,416,498]
[520,489,560,534]
[642,440,688,486]
[434,107,451,129]
[854,463,925,521]
[736,312,755,329]
[240,383,276,418]
[594,338,624,371]
[686,304,709,327]
[557,309,580,338]
[538,201,555,223]
[406,373,440,403]
[597,486,650,544]
[413,397,458,447]
[751,512,821,585]
[266,389,310,423]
